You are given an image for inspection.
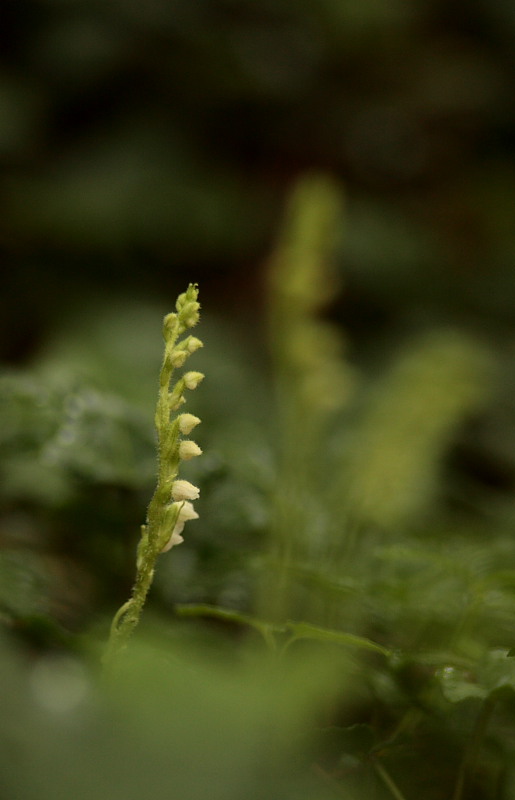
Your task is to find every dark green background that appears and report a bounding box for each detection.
[2,0,515,360]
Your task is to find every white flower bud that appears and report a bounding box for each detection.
[178,413,201,435]
[183,371,204,390]
[179,440,202,460]
[171,480,200,501]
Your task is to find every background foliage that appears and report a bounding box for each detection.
[2,1,515,798]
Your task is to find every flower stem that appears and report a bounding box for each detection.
[103,542,159,669]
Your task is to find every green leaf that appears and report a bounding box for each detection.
[174,603,285,647]
[436,666,487,703]
[285,621,391,657]
[437,650,515,704]
[478,648,515,697]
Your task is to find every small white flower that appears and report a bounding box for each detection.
[179,440,202,460]
[161,528,184,552]
[176,500,199,523]
[160,501,199,553]
[183,371,204,390]
[171,479,200,501]
[178,413,201,435]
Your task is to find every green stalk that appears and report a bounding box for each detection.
[372,760,408,800]
[452,696,496,800]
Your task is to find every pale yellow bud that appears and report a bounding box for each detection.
[179,440,202,460]
[170,350,188,368]
[163,313,178,339]
[183,309,200,328]
[186,336,203,354]
[171,480,200,501]
[183,371,204,390]
[178,413,201,435]
[177,298,200,328]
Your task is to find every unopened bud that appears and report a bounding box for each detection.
[183,371,204,390]
[185,336,203,354]
[176,285,198,311]
[179,440,202,460]
[170,350,188,368]
[175,285,200,328]
[171,480,200,501]
[163,313,178,339]
[182,303,200,328]
[178,413,201,435]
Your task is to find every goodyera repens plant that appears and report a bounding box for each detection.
[104,284,203,668]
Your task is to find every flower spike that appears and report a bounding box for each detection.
[104,284,204,670]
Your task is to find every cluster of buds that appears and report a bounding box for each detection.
[157,284,204,553]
